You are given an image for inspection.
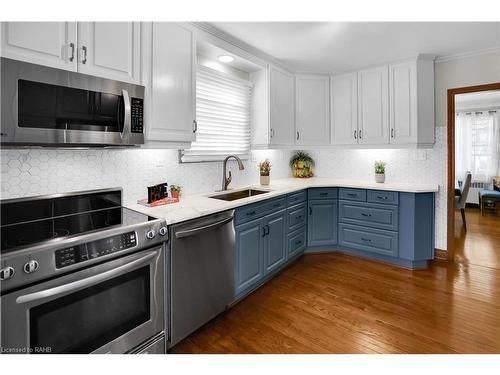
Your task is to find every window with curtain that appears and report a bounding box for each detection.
[181,65,252,163]
[455,110,500,185]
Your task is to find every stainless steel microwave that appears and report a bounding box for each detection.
[0,58,145,147]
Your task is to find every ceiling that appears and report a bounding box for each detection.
[210,22,500,73]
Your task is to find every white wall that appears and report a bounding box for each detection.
[435,49,500,127]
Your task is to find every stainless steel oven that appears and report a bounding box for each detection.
[0,57,144,147]
[1,246,164,354]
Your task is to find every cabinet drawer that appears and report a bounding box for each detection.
[288,228,306,258]
[287,190,307,206]
[339,200,399,231]
[235,197,286,225]
[367,190,399,205]
[339,223,398,257]
[308,188,338,200]
[339,188,366,202]
[288,202,307,232]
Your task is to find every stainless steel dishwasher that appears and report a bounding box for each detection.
[168,210,235,347]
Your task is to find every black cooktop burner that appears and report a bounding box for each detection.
[0,190,153,254]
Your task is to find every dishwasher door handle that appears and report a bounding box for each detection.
[174,216,234,238]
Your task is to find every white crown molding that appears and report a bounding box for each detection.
[187,22,294,73]
[435,47,500,63]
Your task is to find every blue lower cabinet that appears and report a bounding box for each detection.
[307,199,338,246]
[264,209,287,274]
[339,200,399,231]
[338,223,398,257]
[288,227,306,258]
[235,218,264,295]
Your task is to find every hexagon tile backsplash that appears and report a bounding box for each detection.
[0,127,447,250]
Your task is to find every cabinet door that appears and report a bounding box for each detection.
[307,200,338,247]
[77,22,140,83]
[1,22,77,71]
[357,66,389,145]
[235,219,264,295]
[269,66,295,145]
[264,210,287,274]
[331,73,358,145]
[145,23,196,143]
[295,75,330,145]
[389,61,417,144]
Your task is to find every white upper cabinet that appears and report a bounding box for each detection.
[1,22,77,71]
[77,22,141,84]
[389,57,435,146]
[143,22,196,143]
[331,72,358,145]
[269,66,295,145]
[357,66,389,145]
[295,75,330,145]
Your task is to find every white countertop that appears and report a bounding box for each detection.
[126,177,439,225]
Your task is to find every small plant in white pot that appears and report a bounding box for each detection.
[259,159,272,186]
[374,161,386,183]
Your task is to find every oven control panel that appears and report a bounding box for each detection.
[55,231,137,269]
[130,97,144,134]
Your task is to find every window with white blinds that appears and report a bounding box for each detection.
[181,65,252,163]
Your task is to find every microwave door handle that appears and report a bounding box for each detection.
[120,89,131,140]
[16,250,157,305]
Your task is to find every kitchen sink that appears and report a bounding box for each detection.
[209,189,270,201]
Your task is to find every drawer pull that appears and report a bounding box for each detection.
[347,193,357,197]
[262,226,266,237]
[361,213,372,217]
[361,237,372,242]
[377,195,388,200]
[246,210,256,216]
[273,203,281,208]
[309,207,313,215]
[295,240,302,245]
[319,192,329,196]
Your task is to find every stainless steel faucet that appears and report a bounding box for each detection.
[221,155,245,191]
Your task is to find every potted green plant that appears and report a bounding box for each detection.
[259,159,272,185]
[170,185,182,199]
[374,161,386,183]
[290,151,314,178]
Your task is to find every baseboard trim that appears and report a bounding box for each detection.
[434,248,448,260]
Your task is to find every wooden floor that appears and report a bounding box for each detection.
[454,207,500,269]
[171,252,500,354]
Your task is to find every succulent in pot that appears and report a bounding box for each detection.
[259,159,272,185]
[170,185,182,199]
[374,161,386,183]
[290,151,314,178]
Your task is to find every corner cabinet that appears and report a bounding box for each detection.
[142,22,196,144]
[295,75,330,145]
[250,65,295,147]
[1,22,77,71]
[1,22,141,84]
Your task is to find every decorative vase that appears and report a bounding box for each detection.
[171,191,180,199]
[260,175,270,186]
[375,173,385,183]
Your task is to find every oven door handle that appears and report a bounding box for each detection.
[16,250,157,305]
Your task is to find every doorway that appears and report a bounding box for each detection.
[447,83,500,268]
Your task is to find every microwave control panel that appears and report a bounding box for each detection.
[55,231,137,269]
[131,98,144,134]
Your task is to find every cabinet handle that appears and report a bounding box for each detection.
[319,192,328,197]
[347,193,357,197]
[262,226,266,237]
[391,128,394,138]
[295,240,302,245]
[193,120,197,133]
[246,210,256,216]
[69,43,75,62]
[296,131,300,141]
[361,213,372,217]
[354,130,357,139]
[265,225,270,236]
[296,215,302,220]
[309,207,313,215]
[358,130,362,139]
[377,195,388,200]
[81,45,87,64]
[270,128,274,138]
[361,237,372,242]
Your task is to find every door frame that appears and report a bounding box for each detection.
[446,82,500,261]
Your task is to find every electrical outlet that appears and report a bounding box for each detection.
[412,150,427,161]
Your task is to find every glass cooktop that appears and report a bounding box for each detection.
[0,189,153,254]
